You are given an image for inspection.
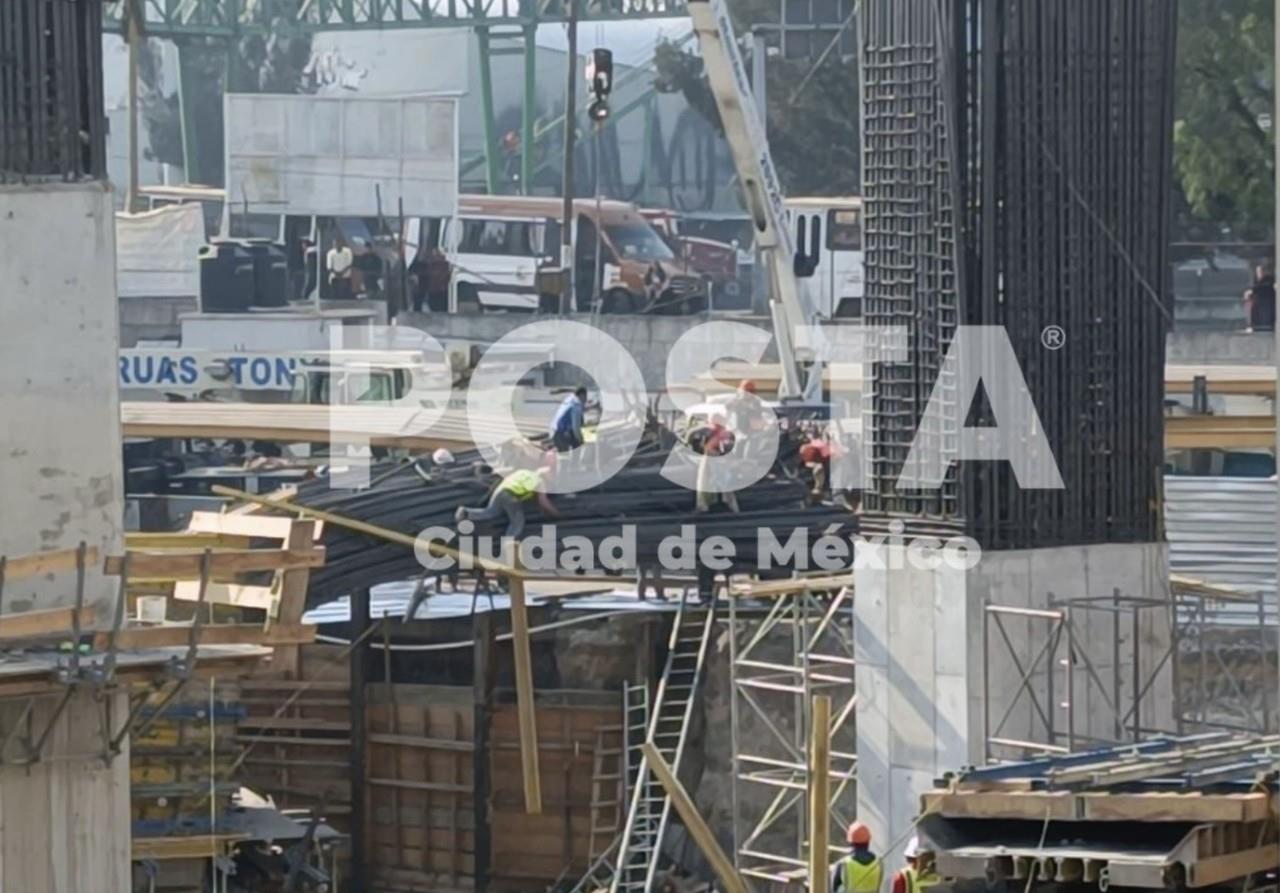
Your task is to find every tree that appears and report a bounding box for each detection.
[139,25,314,187]
[1173,0,1275,241]
[651,19,860,197]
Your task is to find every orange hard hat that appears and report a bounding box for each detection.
[848,822,871,846]
[739,379,757,394]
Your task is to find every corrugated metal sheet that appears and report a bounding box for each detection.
[1164,476,1276,624]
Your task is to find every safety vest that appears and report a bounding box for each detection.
[903,866,941,893]
[842,856,884,893]
[498,469,541,500]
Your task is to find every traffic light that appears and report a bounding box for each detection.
[585,48,612,123]
[587,48,613,100]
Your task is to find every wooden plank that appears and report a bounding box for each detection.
[0,606,96,640]
[641,743,750,893]
[273,520,317,677]
[1165,364,1276,396]
[1,546,98,583]
[171,581,278,613]
[370,777,472,794]
[187,511,318,541]
[508,576,542,815]
[809,694,831,893]
[94,623,316,650]
[1165,414,1275,450]
[239,679,350,693]
[131,835,247,861]
[919,791,1077,822]
[1188,842,1280,887]
[240,716,351,732]
[211,488,519,578]
[1080,792,1273,824]
[732,574,855,597]
[103,547,324,578]
[120,402,542,451]
[368,732,475,752]
[125,531,249,549]
[921,790,1274,824]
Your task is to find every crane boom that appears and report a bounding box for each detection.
[687,0,822,401]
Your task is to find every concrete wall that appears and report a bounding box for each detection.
[126,310,1268,380]
[854,542,1172,861]
[401,310,778,390]
[118,295,197,347]
[0,183,125,617]
[1166,329,1274,365]
[0,691,132,892]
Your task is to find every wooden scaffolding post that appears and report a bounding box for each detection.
[809,694,832,893]
[508,574,542,814]
[641,743,750,893]
[350,587,372,892]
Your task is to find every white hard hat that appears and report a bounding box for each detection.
[903,836,921,860]
[432,448,455,466]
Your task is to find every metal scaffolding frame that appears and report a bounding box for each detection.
[1177,589,1276,735]
[981,591,1178,762]
[983,587,1278,762]
[728,582,857,886]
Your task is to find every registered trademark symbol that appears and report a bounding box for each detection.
[1041,325,1066,350]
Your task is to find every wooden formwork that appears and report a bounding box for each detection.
[236,665,625,892]
[237,644,354,822]
[489,693,623,887]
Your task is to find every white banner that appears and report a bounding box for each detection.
[115,203,204,298]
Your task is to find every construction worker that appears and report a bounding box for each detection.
[891,836,940,893]
[832,822,883,893]
[455,465,559,539]
[550,386,589,453]
[692,411,740,513]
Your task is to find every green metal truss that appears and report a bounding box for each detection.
[102,0,687,37]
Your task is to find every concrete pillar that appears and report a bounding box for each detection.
[0,183,124,618]
[0,182,130,892]
[854,541,1173,861]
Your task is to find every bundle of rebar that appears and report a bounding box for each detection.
[295,430,857,601]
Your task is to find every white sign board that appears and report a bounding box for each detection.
[224,94,459,218]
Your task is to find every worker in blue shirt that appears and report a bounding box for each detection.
[550,387,588,452]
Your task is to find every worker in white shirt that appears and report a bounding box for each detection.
[326,234,355,300]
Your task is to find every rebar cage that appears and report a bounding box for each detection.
[0,0,107,182]
[861,0,1176,550]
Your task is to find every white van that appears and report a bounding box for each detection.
[446,209,550,311]
[785,197,864,319]
[444,195,709,314]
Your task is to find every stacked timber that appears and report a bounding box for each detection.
[920,734,1279,891]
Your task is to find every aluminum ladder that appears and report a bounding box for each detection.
[609,594,717,893]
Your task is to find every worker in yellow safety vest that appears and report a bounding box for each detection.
[832,822,883,893]
[455,465,559,538]
[891,836,941,893]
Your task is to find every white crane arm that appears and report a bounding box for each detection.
[687,0,823,400]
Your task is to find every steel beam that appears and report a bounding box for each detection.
[103,0,688,36]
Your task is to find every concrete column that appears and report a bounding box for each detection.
[0,183,124,618]
[854,541,1173,861]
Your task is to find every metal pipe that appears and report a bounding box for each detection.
[560,0,578,313]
